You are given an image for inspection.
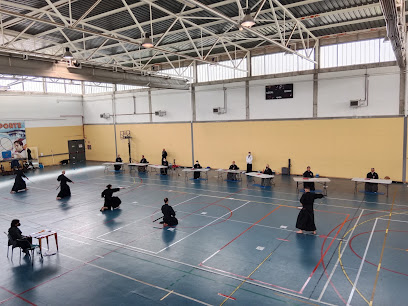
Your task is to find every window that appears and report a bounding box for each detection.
[197,58,247,82]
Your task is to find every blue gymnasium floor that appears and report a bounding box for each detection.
[0,162,407,306]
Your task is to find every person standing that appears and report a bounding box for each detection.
[10,166,28,194]
[246,152,253,173]
[193,160,202,179]
[296,187,324,234]
[365,168,379,192]
[161,149,167,165]
[100,184,123,211]
[56,170,74,200]
[160,198,178,226]
[114,154,122,171]
[303,166,315,191]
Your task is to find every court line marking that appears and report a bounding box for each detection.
[156,201,250,254]
[369,194,396,306]
[100,173,404,207]
[0,286,37,306]
[220,250,276,305]
[377,217,408,223]
[47,227,337,306]
[299,214,350,294]
[200,206,281,265]
[346,218,378,306]
[57,253,212,306]
[96,195,201,238]
[317,209,364,301]
[160,290,173,301]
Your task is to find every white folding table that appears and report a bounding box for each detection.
[103,162,124,172]
[182,168,210,180]
[148,164,169,175]
[293,177,331,196]
[351,178,392,197]
[245,172,275,186]
[216,169,245,181]
[128,163,149,173]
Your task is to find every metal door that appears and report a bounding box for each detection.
[68,140,86,163]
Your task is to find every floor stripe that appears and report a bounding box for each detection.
[317,209,364,302]
[346,218,378,306]
[218,293,236,300]
[160,290,173,301]
[369,194,396,305]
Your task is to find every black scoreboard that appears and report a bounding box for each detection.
[265,84,293,100]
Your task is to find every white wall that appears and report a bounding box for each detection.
[0,93,83,127]
[151,89,191,122]
[82,65,401,124]
[195,82,246,121]
[249,75,314,119]
[318,66,400,117]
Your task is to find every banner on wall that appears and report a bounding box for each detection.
[0,121,26,160]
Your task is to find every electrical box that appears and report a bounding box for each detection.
[350,100,367,107]
[154,110,166,117]
[100,113,111,119]
[213,107,226,114]
[67,60,82,69]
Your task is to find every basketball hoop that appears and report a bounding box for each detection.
[120,130,132,163]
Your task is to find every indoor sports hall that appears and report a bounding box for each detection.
[0,1,407,306]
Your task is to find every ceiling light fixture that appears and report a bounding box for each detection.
[63,47,73,60]
[142,34,153,48]
[241,9,255,28]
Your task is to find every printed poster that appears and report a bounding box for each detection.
[0,121,26,160]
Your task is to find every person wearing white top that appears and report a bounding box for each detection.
[246,152,253,173]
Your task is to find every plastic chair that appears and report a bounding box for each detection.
[4,232,36,263]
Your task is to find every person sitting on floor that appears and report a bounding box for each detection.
[8,219,33,254]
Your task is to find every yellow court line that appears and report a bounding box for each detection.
[337,194,404,305]
[369,194,396,305]
[220,250,275,306]
[160,290,173,301]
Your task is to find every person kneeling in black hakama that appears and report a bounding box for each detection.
[296,187,324,235]
[160,198,178,227]
[100,184,123,211]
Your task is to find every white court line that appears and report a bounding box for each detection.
[97,238,157,254]
[96,195,201,238]
[98,173,405,207]
[346,218,378,306]
[52,228,336,306]
[59,234,91,245]
[317,209,364,301]
[201,250,220,264]
[58,252,212,306]
[156,201,250,254]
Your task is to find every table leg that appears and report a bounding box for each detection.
[386,184,389,197]
[296,182,299,193]
[354,181,357,194]
[39,238,43,258]
[46,236,49,250]
[55,233,59,251]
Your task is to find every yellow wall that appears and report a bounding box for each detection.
[84,125,116,161]
[84,123,192,166]
[115,123,192,165]
[26,125,84,166]
[83,118,404,181]
[193,118,403,181]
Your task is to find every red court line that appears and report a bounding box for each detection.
[207,205,281,256]
[349,230,408,277]
[277,238,290,242]
[179,188,245,220]
[218,293,236,300]
[0,286,37,306]
[200,264,301,294]
[299,214,350,294]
